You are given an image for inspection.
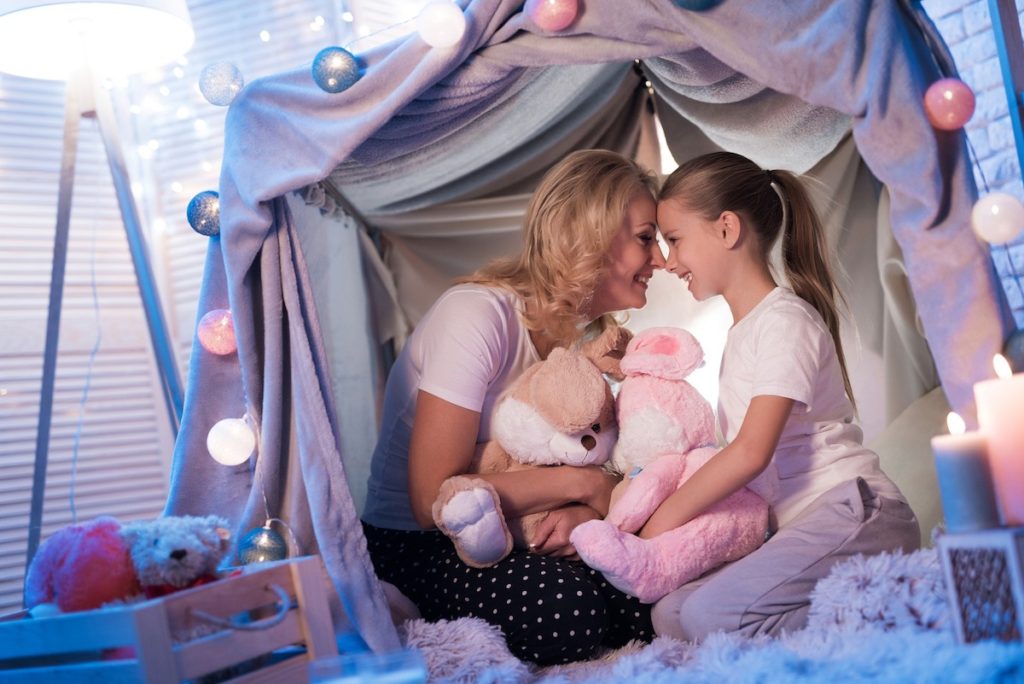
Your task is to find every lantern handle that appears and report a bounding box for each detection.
[189,583,291,631]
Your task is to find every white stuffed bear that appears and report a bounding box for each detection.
[120,514,232,598]
[431,326,630,568]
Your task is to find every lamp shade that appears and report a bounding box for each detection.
[0,0,194,80]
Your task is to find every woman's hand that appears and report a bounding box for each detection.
[530,504,601,559]
[579,466,621,517]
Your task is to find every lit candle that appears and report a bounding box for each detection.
[974,354,1024,526]
[930,412,1001,532]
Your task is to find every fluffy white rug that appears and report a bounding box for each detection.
[400,548,1024,683]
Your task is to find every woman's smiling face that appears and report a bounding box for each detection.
[656,198,726,301]
[587,191,664,316]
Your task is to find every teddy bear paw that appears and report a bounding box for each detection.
[439,487,510,566]
[571,521,666,603]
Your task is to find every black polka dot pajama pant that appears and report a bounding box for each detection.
[362,522,653,665]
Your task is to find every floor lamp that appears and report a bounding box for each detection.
[0,0,194,568]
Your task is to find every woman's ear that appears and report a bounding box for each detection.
[719,211,741,249]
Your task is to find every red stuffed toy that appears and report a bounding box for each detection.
[23,515,140,613]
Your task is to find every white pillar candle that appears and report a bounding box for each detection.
[931,412,1001,532]
[974,355,1024,526]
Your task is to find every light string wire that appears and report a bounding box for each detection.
[69,219,104,524]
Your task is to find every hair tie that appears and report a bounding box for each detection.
[765,169,777,184]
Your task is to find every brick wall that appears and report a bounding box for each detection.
[923,0,1024,326]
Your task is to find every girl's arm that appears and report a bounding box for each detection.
[637,395,794,539]
[408,390,619,529]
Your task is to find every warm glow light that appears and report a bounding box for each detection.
[416,0,467,48]
[207,417,255,465]
[946,411,966,435]
[0,1,195,81]
[994,353,1013,379]
[259,29,271,42]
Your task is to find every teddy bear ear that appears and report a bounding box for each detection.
[579,325,633,381]
[620,327,704,380]
[530,348,610,432]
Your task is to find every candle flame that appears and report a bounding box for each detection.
[994,353,1013,379]
[946,412,966,435]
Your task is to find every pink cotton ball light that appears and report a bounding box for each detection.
[924,78,975,131]
[526,0,579,32]
[197,309,237,355]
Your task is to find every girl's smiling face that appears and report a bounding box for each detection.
[587,191,665,316]
[656,198,727,301]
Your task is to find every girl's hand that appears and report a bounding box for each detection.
[530,504,600,558]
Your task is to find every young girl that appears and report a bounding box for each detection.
[361,149,666,664]
[578,151,920,640]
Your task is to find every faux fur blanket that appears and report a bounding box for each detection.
[400,549,1024,683]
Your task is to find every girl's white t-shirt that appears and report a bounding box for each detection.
[363,284,540,531]
[717,287,905,528]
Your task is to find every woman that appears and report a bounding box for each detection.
[362,149,665,664]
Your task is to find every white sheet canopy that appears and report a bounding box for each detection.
[166,0,1012,653]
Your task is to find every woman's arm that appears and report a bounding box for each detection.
[637,395,793,539]
[408,390,618,529]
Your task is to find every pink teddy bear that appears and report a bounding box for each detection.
[571,327,774,603]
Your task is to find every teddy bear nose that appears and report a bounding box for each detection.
[581,435,596,451]
[170,549,188,561]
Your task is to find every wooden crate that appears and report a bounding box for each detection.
[938,527,1024,643]
[0,555,338,683]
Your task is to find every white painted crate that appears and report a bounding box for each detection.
[938,527,1024,643]
[0,555,338,683]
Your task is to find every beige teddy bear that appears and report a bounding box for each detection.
[431,326,630,568]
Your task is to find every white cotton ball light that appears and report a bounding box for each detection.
[207,417,256,466]
[971,192,1024,245]
[416,0,467,48]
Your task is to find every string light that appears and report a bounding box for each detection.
[207,416,256,466]
[187,190,220,236]
[312,46,361,93]
[924,78,975,131]
[416,0,466,48]
[199,62,244,106]
[259,30,271,42]
[971,193,1024,245]
[197,309,236,355]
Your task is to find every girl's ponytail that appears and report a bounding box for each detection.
[771,170,855,409]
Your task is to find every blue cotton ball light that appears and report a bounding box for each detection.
[187,190,220,237]
[238,523,288,565]
[199,62,244,106]
[312,46,360,94]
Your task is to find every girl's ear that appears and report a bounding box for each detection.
[719,211,741,249]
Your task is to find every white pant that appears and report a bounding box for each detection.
[651,478,920,641]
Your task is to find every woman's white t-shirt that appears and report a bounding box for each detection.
[363,284,540,531]
[717,287,905,527]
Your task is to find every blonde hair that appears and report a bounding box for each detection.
[659,152,855,408]
[462,149,657,345]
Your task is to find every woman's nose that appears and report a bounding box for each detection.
[650,241,667,268]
